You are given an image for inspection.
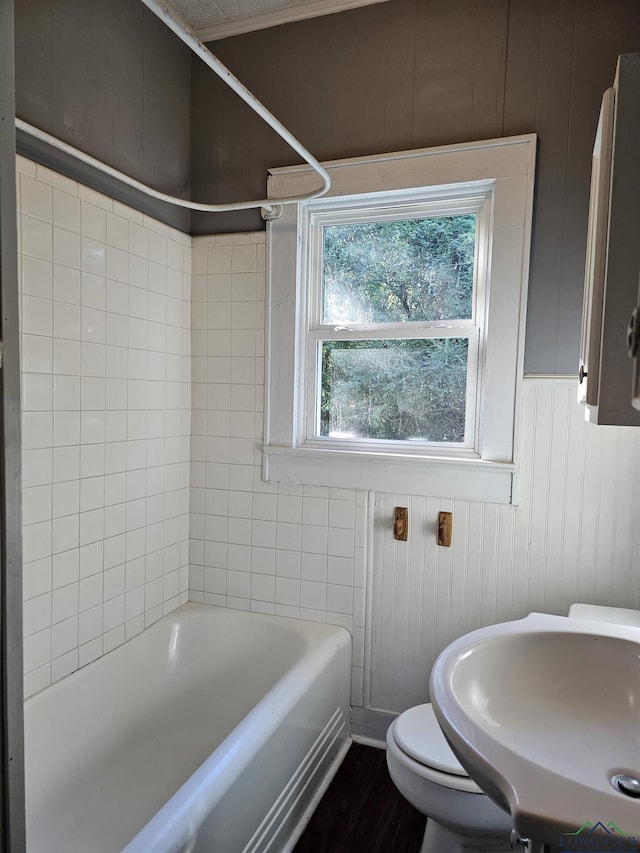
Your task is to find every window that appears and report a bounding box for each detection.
[264,136,536,503]
[306,191,488,454]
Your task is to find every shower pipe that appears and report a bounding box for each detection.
[15,0,331,218]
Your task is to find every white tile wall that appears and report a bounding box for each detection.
[18,157,192,699]
[189,234,368,705]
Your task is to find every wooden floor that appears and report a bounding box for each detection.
[294,743,427,853]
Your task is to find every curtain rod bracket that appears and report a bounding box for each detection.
[261,205,283,221]
[16,1,331,216]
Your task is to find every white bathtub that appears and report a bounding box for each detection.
[24,603,351,853]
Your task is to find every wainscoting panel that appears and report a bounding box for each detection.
[369,377,640,714]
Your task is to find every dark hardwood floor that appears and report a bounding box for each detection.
[294,743,427,853]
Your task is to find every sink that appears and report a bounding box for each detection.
[429,613,640,846]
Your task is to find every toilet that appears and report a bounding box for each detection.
[386,602,640,853]
[386,703,512,853]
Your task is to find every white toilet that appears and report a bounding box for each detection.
[386,702,512,853]
[386,602,640,853]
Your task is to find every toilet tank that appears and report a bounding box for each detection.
[568,603,640,627]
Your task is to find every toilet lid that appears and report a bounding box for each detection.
[394,703,469,777]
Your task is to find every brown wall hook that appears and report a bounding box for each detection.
[438,511,452,547]
[394,507,408,541]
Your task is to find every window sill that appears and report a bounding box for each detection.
[263,445,515,504]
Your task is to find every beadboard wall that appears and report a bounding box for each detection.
[189,234,368,706]
[368,377,640,716]
[17,157,191,699]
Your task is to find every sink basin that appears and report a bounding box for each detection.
[429,613,640,846]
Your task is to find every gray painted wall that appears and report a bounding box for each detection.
[13,0,640,370]
[190,0,640,374]
[14,0,192,231]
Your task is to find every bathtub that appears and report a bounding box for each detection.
[24,603,351,853]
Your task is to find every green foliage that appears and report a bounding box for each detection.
[322,214,476,324]
[320,338,468,442]
[318,213,476,443]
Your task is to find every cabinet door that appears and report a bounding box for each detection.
[578,53,640,425]
[578,87,614,409]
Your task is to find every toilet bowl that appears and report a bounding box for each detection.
[386,703,513,853]
[385,604,638,851]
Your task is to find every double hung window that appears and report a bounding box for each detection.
[305,190,490,455]
[264,136,536,503]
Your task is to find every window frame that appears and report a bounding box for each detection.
[303,189,491,456]
[263,135,537,504]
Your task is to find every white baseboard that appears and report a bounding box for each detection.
[352,733,386,749]
[350,706,397,743]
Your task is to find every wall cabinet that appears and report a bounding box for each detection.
[578,53,640,425]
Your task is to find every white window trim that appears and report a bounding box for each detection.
[263,135,537,504]
[302,188,489,455]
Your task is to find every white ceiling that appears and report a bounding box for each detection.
[170,0,390,41]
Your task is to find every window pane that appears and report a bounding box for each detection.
[319,338,468,442]
[322,215,476,325]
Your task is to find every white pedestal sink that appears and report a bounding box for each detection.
[429,613,640,850]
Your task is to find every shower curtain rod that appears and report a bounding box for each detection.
[16,0,331,217]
